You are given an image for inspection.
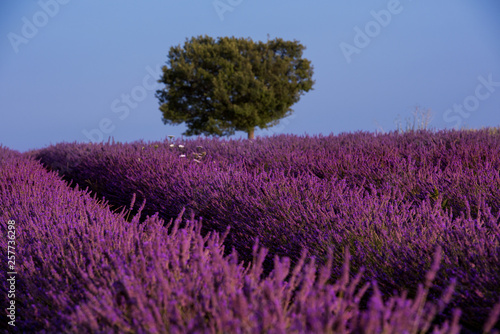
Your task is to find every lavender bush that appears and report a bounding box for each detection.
[0,146,488,333]
[4,128,498,332]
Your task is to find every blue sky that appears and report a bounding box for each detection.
[1,0,499,152]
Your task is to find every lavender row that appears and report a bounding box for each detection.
[1,146,484,332]
[29,129,500,331]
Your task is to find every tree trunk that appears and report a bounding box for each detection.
[248,127,255,140]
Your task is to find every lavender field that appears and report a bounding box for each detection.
[1,128,500,333]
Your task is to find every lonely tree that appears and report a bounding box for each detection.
[156,35,314,139]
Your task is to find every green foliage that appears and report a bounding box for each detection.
[156,35,315,139]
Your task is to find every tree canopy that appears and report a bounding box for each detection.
[156,35,315,139]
